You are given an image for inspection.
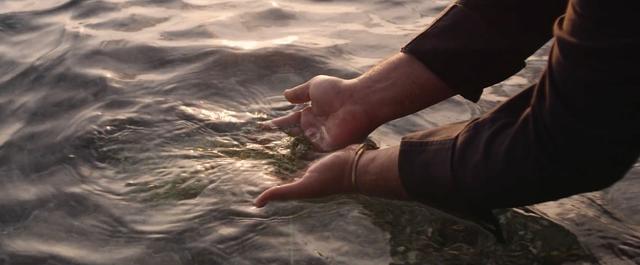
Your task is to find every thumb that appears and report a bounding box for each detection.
[284,82,311,104]
[254,181,306,208]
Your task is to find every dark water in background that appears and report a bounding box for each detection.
[0,0,638,264]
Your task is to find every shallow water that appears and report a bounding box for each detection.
[0,0,638,264]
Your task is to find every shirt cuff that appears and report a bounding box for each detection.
[398,120,472,211]
[398,120,504,240]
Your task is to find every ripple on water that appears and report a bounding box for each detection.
[86,14,170,32]
[160,25,217,41]
[0,0,73,14]
[70,0,121,20]
[0,0,638,264]
[241,7,297,29]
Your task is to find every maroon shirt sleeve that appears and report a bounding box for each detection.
[398,0,640,214]
[402,0,567,102]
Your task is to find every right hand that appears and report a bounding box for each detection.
[254,144,358,208]
[268,75,376,152]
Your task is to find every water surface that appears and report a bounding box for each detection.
[0,0,638,264]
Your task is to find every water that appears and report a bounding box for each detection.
[0,0,638,264]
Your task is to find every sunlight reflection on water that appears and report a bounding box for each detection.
[219,35,298,50]
[0,0,638,264]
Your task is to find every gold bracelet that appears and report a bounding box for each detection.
[350,139,378,192]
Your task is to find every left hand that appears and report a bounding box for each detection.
[267,76,376,152]
[254,145,357,208]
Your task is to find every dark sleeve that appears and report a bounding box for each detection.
[402,0,568,102]
[398,0,640,213]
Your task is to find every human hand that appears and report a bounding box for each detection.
[255,53,450,207]
[266,54,454,151]
[267,75,376,152]
[254,145,357,208]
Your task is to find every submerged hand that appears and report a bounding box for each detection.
[254,144,408,208]
[268,75,375,152]
[255,53,450,207]
[254,146,356,208]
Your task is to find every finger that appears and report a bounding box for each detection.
[254,181,306,208]
[300,107,319,142]
[300,107,330,151]
[257,121,278,131]
[284,82,311,104]
[270,111,301,129]
[267,111,303,136]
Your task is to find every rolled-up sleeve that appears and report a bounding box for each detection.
[399,0,640,213]
[402,0,567,102]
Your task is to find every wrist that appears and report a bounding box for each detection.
[349,142,379,193]
[342,144,364,193]
[355,146,409,200]
[348,53,454,126]
[344,77,389,128]
[338,79,384,134]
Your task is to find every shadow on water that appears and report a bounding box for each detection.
[361,198,597,264]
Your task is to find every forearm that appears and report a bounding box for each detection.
[346,53,455,128]
[354,146,409,200]
[336,53,456,200]
[397,0,640,210]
